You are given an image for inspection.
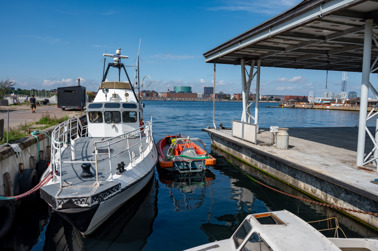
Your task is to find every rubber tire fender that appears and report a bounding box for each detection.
[18,168,39,204]
[36,160,49,179]
[0,200,15,239]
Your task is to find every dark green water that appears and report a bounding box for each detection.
[1,101,376,250]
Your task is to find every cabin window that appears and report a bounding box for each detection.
[241,232,272,251]
[104,103,121,108]
[88,112,103,123]
[104,111,121,123]
[122,103,137,109]
[88,103,103,109]
[233,220,252,249]
[122,111,137,123]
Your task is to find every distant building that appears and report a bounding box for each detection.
[203,87,214,99]
[323,91,335,99]
[174,86,192,93]
[204,87,213,95]
[348,91,358,99]
[162,92,197,99]
[284,95,309,103]
[210,93,231,99]
[233,93,242,100]
[260,95,284,101]
[141,90,159,98]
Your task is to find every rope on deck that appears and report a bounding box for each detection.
[209,134,378,217]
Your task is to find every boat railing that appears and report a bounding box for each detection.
[92,121,153,181]
[307,217,347,238]
[50,117,153,188]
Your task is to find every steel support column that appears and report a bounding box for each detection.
[255,59,261,127]
[357,19,373,166]
[241,59,248,122]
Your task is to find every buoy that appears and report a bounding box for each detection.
[0,200,15,239]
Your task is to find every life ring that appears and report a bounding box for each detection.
[18,168,39,205]
[36,160,49,179]
[0,200,15,239]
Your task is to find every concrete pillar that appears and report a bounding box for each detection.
[357,19,373,166]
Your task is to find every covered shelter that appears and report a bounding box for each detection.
[204,0,378,167]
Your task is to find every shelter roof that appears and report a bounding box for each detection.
[203,0,378,72]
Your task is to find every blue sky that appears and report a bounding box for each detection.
[0,0,370,97]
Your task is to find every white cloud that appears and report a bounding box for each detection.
[277,76,305,83]
[209,0,302,15]
[43,78,84,87]
[151,54,195,60]
[200,78,206,83]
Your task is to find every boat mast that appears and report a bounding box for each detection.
[136,39,143,117]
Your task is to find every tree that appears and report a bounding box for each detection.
[0,80,15,100]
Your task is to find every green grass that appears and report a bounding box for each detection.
[36,114,69,127]
[1,114,68,144]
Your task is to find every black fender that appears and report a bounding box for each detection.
[0,200,15,239]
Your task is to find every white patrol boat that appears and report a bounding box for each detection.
[40,48,157,236]
[185,210,378,251]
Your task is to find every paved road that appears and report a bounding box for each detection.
[0,105,84,130]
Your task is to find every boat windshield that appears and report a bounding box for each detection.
[233,220,252,249]
[104,111,121,123]
[240,232,272,251]
[122,111,137,123]
[88,111,103,123]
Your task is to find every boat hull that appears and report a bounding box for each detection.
[58,168,155,236]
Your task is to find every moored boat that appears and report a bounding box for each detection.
[156,135,216,173]
[39,48,158,236]
[185,210,378,251]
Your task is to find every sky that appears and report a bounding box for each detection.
[0,0,373,97]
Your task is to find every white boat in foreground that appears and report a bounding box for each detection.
[185,210,378,251]
[40,48,157,236]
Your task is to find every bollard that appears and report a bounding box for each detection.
[276,128,289,149]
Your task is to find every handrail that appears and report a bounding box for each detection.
[50,117,153,189]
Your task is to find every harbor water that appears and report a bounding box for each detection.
[1,101,377,250]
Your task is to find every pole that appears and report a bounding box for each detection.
[213,63,216,129]
[7,109,9,144]
[357,19,373,166]
[255,59,261,128]
[241,59,247,122]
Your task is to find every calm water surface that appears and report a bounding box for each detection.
[2,101,376,251]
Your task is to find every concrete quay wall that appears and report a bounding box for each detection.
[0,129,52,196]
[206,129,378,230]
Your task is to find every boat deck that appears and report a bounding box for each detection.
[43,135,149,200]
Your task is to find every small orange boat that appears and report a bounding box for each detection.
[156,135,216,173]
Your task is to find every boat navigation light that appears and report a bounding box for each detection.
[116,48,121,55]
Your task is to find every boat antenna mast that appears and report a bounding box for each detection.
[102,48,131,83]
[136,39,141,105]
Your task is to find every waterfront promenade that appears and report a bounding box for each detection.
[0,105,83,130]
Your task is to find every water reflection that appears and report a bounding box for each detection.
[206,148,377,240]
[0,200,49,251]
[157,168,215,211]
[43,177,158,251]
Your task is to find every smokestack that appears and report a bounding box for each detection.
[78,78,81,86]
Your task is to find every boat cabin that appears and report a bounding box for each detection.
[86,81,141,137]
